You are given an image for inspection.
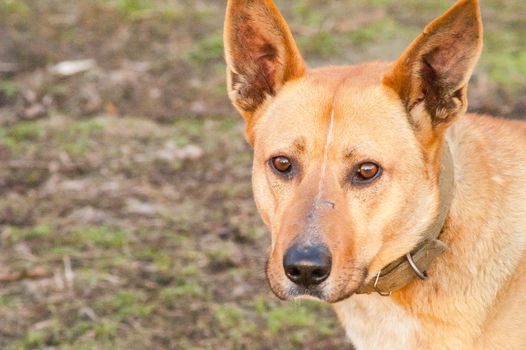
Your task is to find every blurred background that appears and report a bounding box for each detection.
[0,0,524,349]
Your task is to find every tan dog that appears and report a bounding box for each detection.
[224,0,526,348]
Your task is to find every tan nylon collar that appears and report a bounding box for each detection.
[356,143,454,296]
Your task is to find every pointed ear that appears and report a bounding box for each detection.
[384,0,483,130]
[224,0,306,121]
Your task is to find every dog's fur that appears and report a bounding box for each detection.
[224,0,526,348]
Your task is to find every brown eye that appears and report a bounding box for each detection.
[352,162,382,185]
[271,156,292,174]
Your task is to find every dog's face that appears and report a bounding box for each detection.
[251,67,441,302]
[224,0,482,303]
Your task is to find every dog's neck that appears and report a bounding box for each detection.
[357,142,455,295]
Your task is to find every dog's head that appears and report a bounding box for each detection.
[224,0,482,303]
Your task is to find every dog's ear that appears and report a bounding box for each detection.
[384,0,482,135]
[224,0,305,122]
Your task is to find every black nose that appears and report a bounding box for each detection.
[283,243,332,287]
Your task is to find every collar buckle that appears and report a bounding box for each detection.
[406,252,428,280]
[373,271,392,297]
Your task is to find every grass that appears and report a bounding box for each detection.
[99,290,153,319]
[105,0,183,20]
[172,117,205,146]
[369,0,450,11]
[93,320,119,340]
[483,29,526,88]
[212,304,245,328]
[160,282,205,300]
[253,297,337,336]
[0,117,104,157]
[51,118,104,156]
[0,121,44,156]
[71,226,131,249]
[0,81,19,97]
[2,121,44,141]
[183,32,224,65]
[347,18,405,47]
[5,318,120,349]
[0,0,29,17]
[298,32,339,57]
[0,0,524,349]
[292,0,324,27]
[3,224,53,243]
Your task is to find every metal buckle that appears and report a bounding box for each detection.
[373,271,392,297]
[406,252,428,280]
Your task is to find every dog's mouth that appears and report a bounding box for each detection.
[285,285,327,301]
[270,281,364,304]
[266,259,368,304]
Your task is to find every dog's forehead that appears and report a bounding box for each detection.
[255,74,334,153]
[256,62,411,154]
[333,79,413,149]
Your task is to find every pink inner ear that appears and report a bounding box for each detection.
[234,16,280,95]
[253,43,279,95]
[426,34,466,75]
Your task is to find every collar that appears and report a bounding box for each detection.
[356,142,455,296]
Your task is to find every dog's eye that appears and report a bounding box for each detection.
[270,156,292,175]
[352,162,382,185]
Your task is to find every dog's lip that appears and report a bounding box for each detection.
[292,294,323,302]
[265,258,368,303]
[287,285,326,300]
[279,286,358,304]
[268,280,362,303]
[266,275,327,301]
[269,280,362,303]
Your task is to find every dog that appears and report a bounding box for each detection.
[223,0,526,348]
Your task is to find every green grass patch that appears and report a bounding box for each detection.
[0,121,45,153]
[0,294,16,308]
[111,0,155,17]
[211,303,259,343]
[50,118,104,156]
[174,117,205,135]
[0,81,19,97]
[12,319,61,349]
[370,0,450,12]
[292,1,324,27]
[63,321,93,342]
[134,246,174,271]
[212,304,245,329]
[178,265,201,277]
[152,251,172,271]
[49,246,79,256]
[172,117,206,146]
[183,32,224,65]
[160,281,205,301]
[483,30,526,88]
[486,51,526,87]
[0,121,43,155]
[94,319,119,340]
[298,32,338,57]
[8,121,44,141]
[253,297,335,336]
[4,224,53,243]
[71,226,131,249]
[0,0,30,17]
[98,290,153,320]
[21,330,49,348]
[104,0,184,21]
[347,18,403,46]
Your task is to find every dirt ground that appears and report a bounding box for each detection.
[0,0,524,349]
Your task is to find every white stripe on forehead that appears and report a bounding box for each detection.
[315,107,335,207]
